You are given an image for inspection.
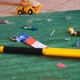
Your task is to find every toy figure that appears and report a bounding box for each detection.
[68,27,80,36]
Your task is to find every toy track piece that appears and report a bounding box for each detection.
[18,10,23,15]
[28,9,33,15]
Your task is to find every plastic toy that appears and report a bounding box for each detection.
[50,30,55,36]
[66,16,74,19]
[47,18,52,22]
[68,27,75,35]
[75,42,79,47]
[10,36,21,42]
[18,33,48,48]
[0,20,13,24]
[64,38,70,41]
[17,2,41,15]
[22,26,37,30]
[68,27,80,36]
[0,20,7,24]
[1,46,80,58]
[57,63,66,68]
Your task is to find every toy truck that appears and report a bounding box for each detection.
[17,2,41,15]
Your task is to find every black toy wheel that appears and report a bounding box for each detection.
[28,9,33,15]
[18,10,23,15]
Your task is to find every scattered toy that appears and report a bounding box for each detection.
[68,27,80,36]
[27,20,32,23]
[66,16,74,19]
[50,30,55,36]
[10,36,21,42]
[17,2,41,15]
[0,20,13,24]
[64,38,70,41]
[57,63,66,68]
[0,20,7,24]
[22,26,37,30]
[47,18,51,22]
[75,42,79,47]
[18,33,48,48]
[29,21,32,23]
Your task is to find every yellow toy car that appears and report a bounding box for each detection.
[17,2,41,15]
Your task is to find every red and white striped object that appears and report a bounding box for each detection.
[19,33,48,48]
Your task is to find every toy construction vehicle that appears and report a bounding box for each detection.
[17,2,41,15]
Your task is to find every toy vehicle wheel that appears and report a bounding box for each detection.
[18,10,23,15]
[28,9,33,15]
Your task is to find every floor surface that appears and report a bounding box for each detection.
[0,0,80,17]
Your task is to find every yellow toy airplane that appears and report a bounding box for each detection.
[17,2,41,15]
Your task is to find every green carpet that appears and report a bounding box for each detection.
[0,10,80,80]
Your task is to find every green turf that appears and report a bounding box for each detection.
[0,10,80,80]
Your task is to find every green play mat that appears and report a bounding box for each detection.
[0,10,80,80]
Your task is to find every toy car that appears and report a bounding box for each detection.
[17,2,41,15]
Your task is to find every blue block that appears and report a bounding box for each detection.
[18,33,29,41]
